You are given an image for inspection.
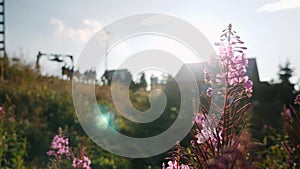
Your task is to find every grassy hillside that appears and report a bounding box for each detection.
[0,60,169,169]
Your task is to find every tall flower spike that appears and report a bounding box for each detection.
[165,24,254,169]
[47,127,71,160]
[218,24,253,97]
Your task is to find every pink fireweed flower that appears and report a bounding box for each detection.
[195,113,205,127]
[281,108,292,118]
[219,46,233,63]
[166,161,177,169]
[8,116,15,123]
[47,128,70,160]
[181,165,192,169]
[196,127,222,145]
[0,107,5,120]
[164,161,192,169]
[206,87,213,97]
[0,107,4,114]
[243,79,253,97]
[214,45,253,97]
[294,94,300,105]
[215,73,226,85]
[72,155,91,169]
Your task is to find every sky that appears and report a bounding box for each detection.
[6,0,300,87]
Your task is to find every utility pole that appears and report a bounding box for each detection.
[0,0,6,81]
[104,27,110,71]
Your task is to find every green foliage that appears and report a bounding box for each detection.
[0,61,134,168]
[0,105,27,169]
[255,127,290,169]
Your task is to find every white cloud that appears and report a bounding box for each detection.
[257,0,300,12]
[50,18,102,42]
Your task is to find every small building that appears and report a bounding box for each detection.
[101,69,132,85]
[174,58,261,94]
[247,58,260,86]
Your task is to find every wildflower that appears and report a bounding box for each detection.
[206,87,213,97]
[190,140,195,147]
[0,107,5,120]
[8,116,15,123]
[164,161,192,169]
[216,44,253,97]
[219,46,233,63]
[181,164,191,169]
[215,73,225,85]
[47,127,70,160]
[243,79,253,97]
[281,108,291,118]
[72,156,91,169]
[72,147,92,169]
[294,94,300,105]
[166,161,177,169]
[0,106,5,117]
[0,106,4,114]
[194,113,205,128]
[195,127,222,145]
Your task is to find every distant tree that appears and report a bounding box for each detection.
[163,75,180,109]
[278,61,294,85]
[276,60,296,107]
